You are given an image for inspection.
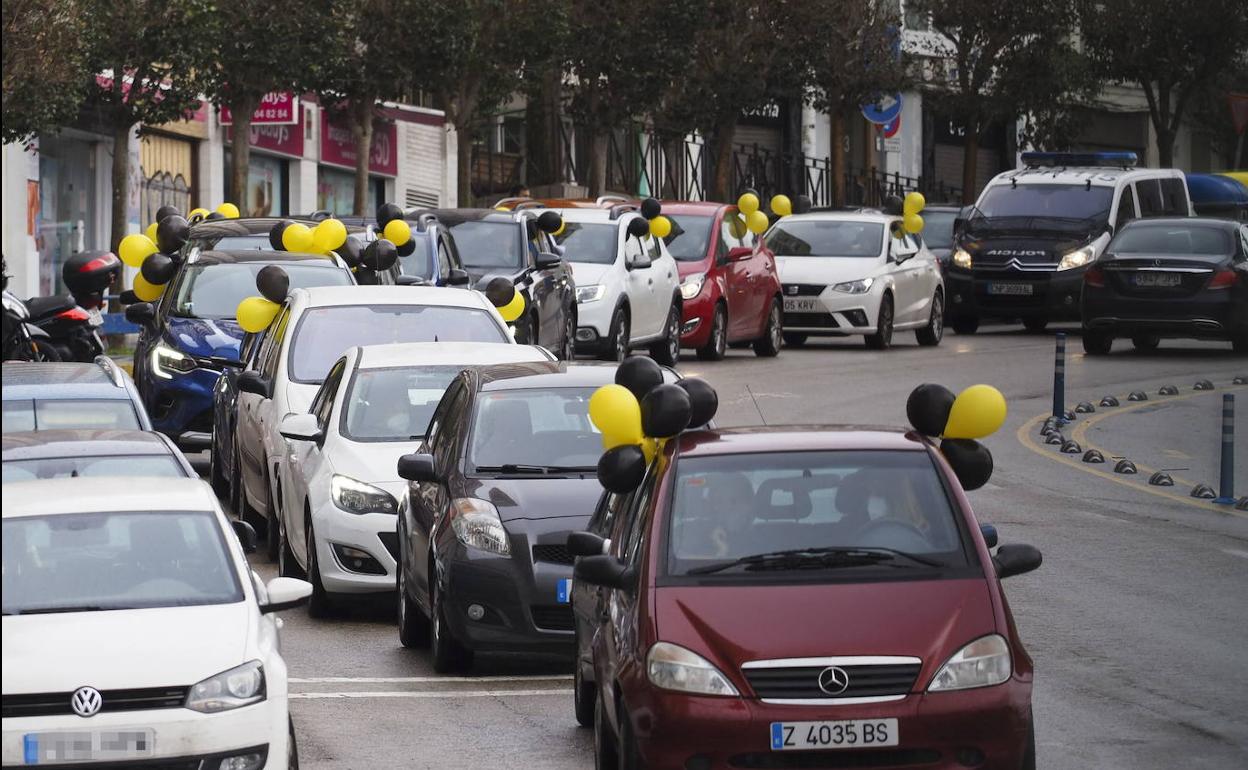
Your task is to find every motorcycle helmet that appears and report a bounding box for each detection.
[63,251,123,304]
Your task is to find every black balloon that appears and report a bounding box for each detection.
[376,202,403,228]
[483,276,516,307]
[906,383,956,436]
[597,444,647,494]
[205,211,225,221]
[119,289,139,305]
[940,439,994,491]
[615,355,664,400]
[269,221,292,251]
[537,210,562,234]
[641,383,692,438]
[677,378,718,427]
[337,234,364,266]
[396,237,416,257]
[362,239,398,271]
[794,194,813,214]
[156,215,190,254]
[256,265,290,304]
[883,194,904,216]
[640,197,662,220]
[139,253,175,285]
[626,217,650,239]
[155,205,180,224]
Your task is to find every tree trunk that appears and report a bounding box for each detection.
[456,124,474,206]
[830,111,846,207]
[710,117,738,202]
[1155,128,1175,167]
[961,130,979,205]
[229,93,256,212]
[350,99,374,216]
[110,119,133,252]
[587,129,608,196]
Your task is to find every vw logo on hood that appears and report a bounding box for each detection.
[71,686,102,717]
[817,666,850,695]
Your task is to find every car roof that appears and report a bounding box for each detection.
[408,208,519,226]
[291,285,494,310]
[675,426,928,456]
[2,359,133,401]
[550,207,639,223]
[476,361,679,391]
[775,211,897,225]
[2,429,173,460]
[355,342,553,369]
[2,477,219,518]
[188,249,346,266]
[189,217,371,238]
[990,166,1186,188]
[659,201,731,216]
[1118,216,1239,231]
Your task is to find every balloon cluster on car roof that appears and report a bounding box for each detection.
[906,382,1007,491]
[120,203,240,303]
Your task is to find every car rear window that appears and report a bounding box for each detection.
[468,387,600,472]
[555,222,617,265]
[170,262,352,319]
[343,365,468,441]
[3,455,186,483]
[765,221,885,258]
[2,400,141,433]
[1110,224,1231,255]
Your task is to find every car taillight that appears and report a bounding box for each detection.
[1207,269,1238,290]
[1084,267,1105,288]
[56,307,90,322]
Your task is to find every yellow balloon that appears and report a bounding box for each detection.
[383,219,412,247]
[746,209,770,235]
[119,234,158,268]
[770,194,792,217]
[236,296,281,333]
[641,437,658,464]
[903,213,924,234]
[282,222,314,252]
[145,222,159,242]
[944,385,1007,439]
[649,215,672,239]
[216,202,240,219]
[589,384,643,449]
[132,273,165,302]
[903,191,926,216]
[727,213,747,240]
[187,207,210,221]
[553,220,566,237]
[498,290,526,323]
[737,192,760,214]
[313,218,348,252]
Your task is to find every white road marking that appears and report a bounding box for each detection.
[289,675,572,684]
[1223,549,1248,560]
[291,689,570,700]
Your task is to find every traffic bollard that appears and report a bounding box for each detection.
[1052,333,1066,423]
[1215,394,1236,505]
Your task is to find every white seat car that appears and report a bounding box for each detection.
[765,211,945,349]
[232,285,513,558]
[274,341,556,616]
[2,477,311,769]
[551,207,683,364]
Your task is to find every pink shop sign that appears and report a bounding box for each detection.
[320,112,398,177]
[224,121,304,158]
[220,92,299,125]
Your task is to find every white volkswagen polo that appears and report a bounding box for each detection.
[766,211,945,349]
[1,477,311,769]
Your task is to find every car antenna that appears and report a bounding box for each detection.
[746,384,768,426]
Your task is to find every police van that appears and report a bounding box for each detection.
[945,152,1193,333]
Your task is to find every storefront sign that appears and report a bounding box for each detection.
[225,120,304,159]
[220,93,299,126]
[320,112,398,177]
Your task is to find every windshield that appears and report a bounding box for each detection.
[447,221,522,269]
[4,455,185,483]
[3,400,141,432]
[764,221,884,258]
[469,387,599,472]
[665,450,970,578]
[555,222,617,265]
[922,211,958,250]
[976,184,1112,223]
[1110,224,1232,255]
[171,262,352,319]
[344,365,467,441]
[2,510,242,615]
[289,305,507,383]
[399,233,435,279]
[664,215,715,261]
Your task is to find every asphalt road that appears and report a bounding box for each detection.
[226,325,1248,769]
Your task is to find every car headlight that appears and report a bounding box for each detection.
[1057,245,1095,271]
[680,273,706,300]
[832,277,874,294]
[952,248,973,269]
[152,342,195,379]
[331,474,397,514]
[646,642,739,697]
[928,634,1012,692]
[449,498,511,555]
[576,284,606,303]
[185,660,265,713]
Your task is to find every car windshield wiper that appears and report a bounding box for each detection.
[8,605,127,615]
[473,464,596,475]
[686,546,944,576]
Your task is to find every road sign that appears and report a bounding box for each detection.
[882,115,901,139]
[862,93,903,125]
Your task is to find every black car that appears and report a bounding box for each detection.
[207,328,266,500]
[920,204,961,273]
[411,208,577,359]
[394,362,664,671]
[1081,217,1248,354]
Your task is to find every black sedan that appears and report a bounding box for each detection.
[1082,217,1248,354]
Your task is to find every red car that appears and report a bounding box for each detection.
[662,202,784,359]
[571,427,1042,770]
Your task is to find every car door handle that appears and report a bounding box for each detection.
[648,279,654,286]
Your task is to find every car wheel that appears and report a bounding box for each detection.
[1082,330,1113,355]
[305,521,335,618]
[208,435,229,500]
[559,307,578,361]
[782,332,807,347]
[573,631,596,728]
[951,316,979,335]
[601,307,630,362]
[429,572,473,672]
[650,302,681,365]
[1131,335,1160,352]
[397,548,430,648]
[31,339,62,362]
[1234,333,1248,354]
[231,446,266,533]
[1021,720,1036,770]
[1023,317,1048,333]
[753,299,782,357]
[288,716,300,770]
[916,292,944,346]
[277,512,305,578]
[864,294,894,350]
[696,304,727,361]
[593,695,619,770]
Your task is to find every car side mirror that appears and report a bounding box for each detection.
[573,554,633,589]
[260,577,313,613]
[396,274,426,286]
[535,252,562,270]
[979,524,998,549]
[626,254,652,271]
[397,453,439,482]
[280,413,323,443]
[231,520,258,553]
[447,269,470,286]
[953,205,974,236]
[566,531,610,558]
[124,302,156,326]
[726,246,753,262]
[994,544,1042,579]
[237,371,272,399]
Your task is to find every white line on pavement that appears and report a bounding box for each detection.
[289,675,572,684]
[290,689,571,699]
[1223,549,1248,560]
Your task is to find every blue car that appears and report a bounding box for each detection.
[126,249,355,451]
[397,213,472,286]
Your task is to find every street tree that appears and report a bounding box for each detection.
[1083,0,1248,167]
[2,0,89,145]
[81,0,214,250]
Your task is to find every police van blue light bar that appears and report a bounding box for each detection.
[1021,151,1138,168]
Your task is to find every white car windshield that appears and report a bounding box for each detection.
[976,184,1112,222]
[344,365,469,441]
[3,455,185,483]
[469,388,600,472]
[2,510,243,615]
[765,221,885,258]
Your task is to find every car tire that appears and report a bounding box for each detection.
[1082,330,1113,356]
[753,299,782,358]
[573,631,595,728]
[650,301,681,366]
[1234,333,1248,354]
[951,316,979,335]
[1023,318,1049,333]
[288,716,300,770]
[864,294,894,350]
[915,292,944,347]
[593,695,619,770]
[397,548,430,649]
[617,703,643,770]
[559,307,577,361]
[277,512,305,579]
[305,521,336,619]
[232,446,267,534]
[1131,335,1160,352]
[31,339,62,362]
[1021,720,1036,770]
[696,304,727,361]
[601,306,630,362]
[782,332,807,347]
[208,441,229,500]
[429,573,473,672]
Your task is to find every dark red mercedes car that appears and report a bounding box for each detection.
[571,427,1041,770]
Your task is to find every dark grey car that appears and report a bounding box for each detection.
[2,428,196,481]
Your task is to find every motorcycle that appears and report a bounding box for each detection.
[25,251,121,362]
[2,261,58,361]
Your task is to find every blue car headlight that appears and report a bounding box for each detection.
[152,342,195,379]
